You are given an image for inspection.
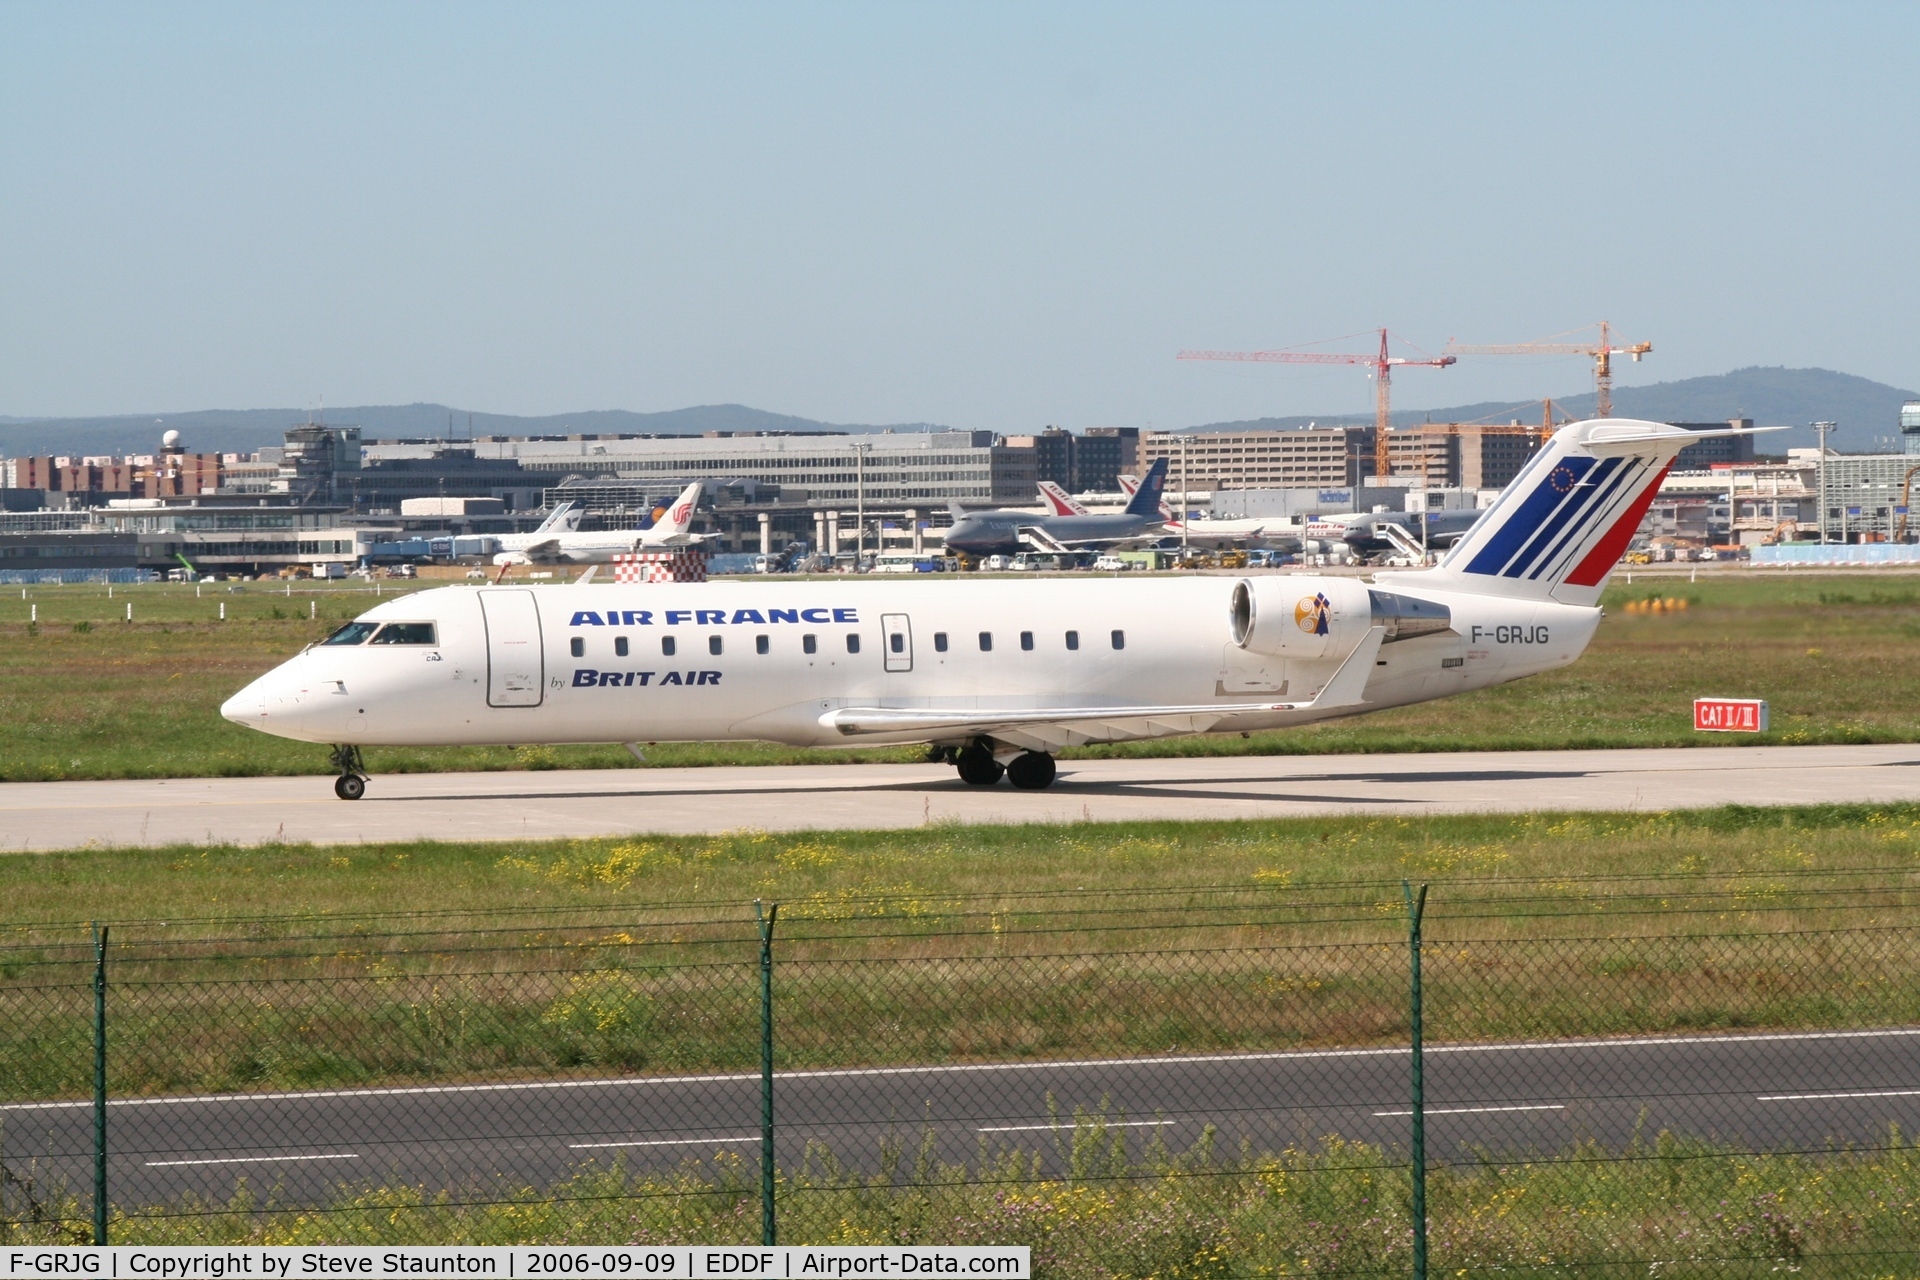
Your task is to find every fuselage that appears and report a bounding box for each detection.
[942,510,1167,557]
[221,576,1599,749]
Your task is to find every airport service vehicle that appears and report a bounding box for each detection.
[225,420,1767,799]
[490,483,708,567]
[942,459,1171,557]
[873,553,944,573]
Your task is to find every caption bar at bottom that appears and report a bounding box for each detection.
[1,1249,1029,1280]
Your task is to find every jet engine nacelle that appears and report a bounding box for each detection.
[1229,576,1375,661]
[1230,576,1452,661]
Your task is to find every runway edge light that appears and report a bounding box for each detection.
[1694,698,1769,733]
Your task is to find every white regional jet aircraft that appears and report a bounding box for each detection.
[491,481,709,567]
[225,420,1761,799]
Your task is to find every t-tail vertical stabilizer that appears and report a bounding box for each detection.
[1408,419,1769,608]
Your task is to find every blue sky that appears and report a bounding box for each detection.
[2,3,1915,428]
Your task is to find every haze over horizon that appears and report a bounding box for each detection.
[3,4,1916,431]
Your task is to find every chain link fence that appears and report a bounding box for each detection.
[3,873,1920,1274]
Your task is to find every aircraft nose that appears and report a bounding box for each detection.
[221,675,270,728]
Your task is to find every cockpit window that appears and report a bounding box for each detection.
[368,622,438,646]
[321,622,380,646]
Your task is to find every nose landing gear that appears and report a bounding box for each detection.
[329,744,368,801]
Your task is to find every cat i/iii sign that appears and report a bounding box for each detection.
[1694,698,1769,732]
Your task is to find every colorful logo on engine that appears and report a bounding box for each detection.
[1295,593,1331,636]
[1548,464,1578,493]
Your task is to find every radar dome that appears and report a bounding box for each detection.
[161,429,182,448]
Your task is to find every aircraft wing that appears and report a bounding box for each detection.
[821,627,1384,749]
[517,538,562,563]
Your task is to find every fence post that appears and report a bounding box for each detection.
[754,901,779,1246]
[91,922,109,1246]
[1403,882,1428,1280]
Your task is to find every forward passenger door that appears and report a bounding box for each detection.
[480,589,544,707]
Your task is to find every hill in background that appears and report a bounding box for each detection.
[1192,366,1918,454]
[0,403,943,459]
[4,366,1913,459]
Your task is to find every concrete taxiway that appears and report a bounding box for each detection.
[1,743,1916,848]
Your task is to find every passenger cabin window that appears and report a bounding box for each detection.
[369,622,437,645]
[756,635,769,655]
[614,636,629,657]
[803,634,817,654]
[890,632,905,653]
[709,635,723,655]
[933,632,948,652]
[846,633,860,654]
[1065,630,1079,651]
[978,631,993,652]
[1111,629,1125,650]
[322,622,379,645]
[1020,631,1034,651]
[662,636,677,657]
[570,637,585,658]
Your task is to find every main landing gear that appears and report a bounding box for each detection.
[330,744,368,801]
[948,741,1057,789]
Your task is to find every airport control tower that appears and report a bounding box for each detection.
[1903,400,1920,455]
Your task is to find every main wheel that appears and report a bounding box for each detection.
[1006,751,1057,790]
[334,773,367,801]
[955,748,1005,786]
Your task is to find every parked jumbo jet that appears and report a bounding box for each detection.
[491,481,709,566]
[942,458,1171,557]
[225,420,1770,799]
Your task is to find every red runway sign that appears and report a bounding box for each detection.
[1694,698,1769,733]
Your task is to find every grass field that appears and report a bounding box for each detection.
[0,571,1917,781]
[4,805,1919,1102]
[11,1134,1918,1274]
[5,801,1917,924]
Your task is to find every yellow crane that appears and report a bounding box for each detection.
[1445,322,1652,418]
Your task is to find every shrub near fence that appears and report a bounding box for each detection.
[3,872,1920,1276]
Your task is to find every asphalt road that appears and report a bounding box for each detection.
[6,1027,1918,1211]
[1,745,1917,848]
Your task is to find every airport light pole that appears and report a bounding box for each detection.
[853,442,869,567]
[1180,435,1190,558]
[1813,421,1836,544]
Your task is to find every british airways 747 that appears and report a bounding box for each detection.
[223,420,1769,798]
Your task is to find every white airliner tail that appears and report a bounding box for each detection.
[641,482,705,545]
[1405,419,1780,607]
[1037,481,1089,516]
[535,502,582,534]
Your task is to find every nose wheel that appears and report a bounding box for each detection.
[329,744,369,801]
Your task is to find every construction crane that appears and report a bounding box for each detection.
[1443,321,1651,418]
[1893,463,1920,543]
[1178,328,1455,480]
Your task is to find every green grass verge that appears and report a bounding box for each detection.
[4,807,1919,1100]
[12,1129,1920,1274]
[2,573,1919,780]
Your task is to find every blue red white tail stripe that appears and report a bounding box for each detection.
[1432,420,1696,602]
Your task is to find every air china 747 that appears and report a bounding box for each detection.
[224,419,1767,799]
